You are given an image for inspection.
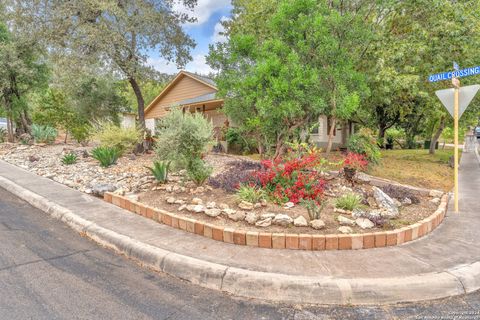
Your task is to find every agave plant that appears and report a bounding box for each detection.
[91,146,121,168]
[146,160,170,183]
[31,124,57,144]
[61,152,78,165]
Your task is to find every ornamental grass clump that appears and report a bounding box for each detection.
[91,146,121,168]
[335,193,362,211]
[236,184,266,203]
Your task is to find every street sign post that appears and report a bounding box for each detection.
[429,64,480,213]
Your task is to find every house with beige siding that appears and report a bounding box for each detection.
[143,71,353,149]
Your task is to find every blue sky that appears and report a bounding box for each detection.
[147,0,232,75]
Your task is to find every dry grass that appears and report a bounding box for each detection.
[369,149,458,191]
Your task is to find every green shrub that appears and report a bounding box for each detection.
[335,193,362,211]
[300,199,326,220]
[0,127,6,143]
[155,108,213,169]
[146,160,170,183]
[187,158,213,186]
[347,129,381,164]
[236,184,266,203]
[91,146,121,167]
[225,128,257,154]
[70,124,91,145]
[31,124,57,144]
[93,121,141,154]
[61,152,78,165]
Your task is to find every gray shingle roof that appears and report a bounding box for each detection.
[183,71,217,88]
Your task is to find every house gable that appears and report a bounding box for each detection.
[145,71,218,119]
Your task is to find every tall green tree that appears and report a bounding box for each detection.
[0,22,48,141]
[9,0,197,134]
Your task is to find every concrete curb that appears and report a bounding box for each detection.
[0,175,478,305]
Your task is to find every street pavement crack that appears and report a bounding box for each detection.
[0,249,95,272]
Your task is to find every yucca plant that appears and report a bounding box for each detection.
[146,160,170,183]
[61,152,78,165]
[91,146,121,168]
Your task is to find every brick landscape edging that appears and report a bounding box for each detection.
[104,192,449,251]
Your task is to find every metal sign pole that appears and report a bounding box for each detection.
[453,80,459,213]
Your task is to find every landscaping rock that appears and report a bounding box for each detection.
[356,172,371,183]
[293,216,308,227]
[166,197,176,204]
[355,217,374,229]
[187,204,205,213]
[218,203,229,210]
[260,199,268,207]
[338,226,353,234]
[206,201,216,209]
[178,204,187,211]
[174,199,186,205]
[222,208,236,216]
[191,197,203,205]
[92,183,117,197]
[253,203,262,209]
[238,200,254,210]
[352,208,366,219]
[334,208,352,215]
[204,208,222,217]
[310,219,326,230]
[429,190,443,198]
[255,217,272,227]
[367,196,377,208]
[394,198,402,207]
[245,212,258,225]
[430,197,441,205]
[284,202,295,209]
[337,215,355,226]
[260,213,276,220]
[402,197,413,205]
[273,214,293,226]
[372,186,399,218]
[228,210,246,222]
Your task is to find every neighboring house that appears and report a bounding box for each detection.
[142,71,354,149]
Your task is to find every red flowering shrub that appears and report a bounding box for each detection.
[342,152,368,171]
[253,154,326,204]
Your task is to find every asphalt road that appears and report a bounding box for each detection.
[0,188,478,320]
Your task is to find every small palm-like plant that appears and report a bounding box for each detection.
[146,160,170,183]
[91,146,121,168]
[61,152,78,165]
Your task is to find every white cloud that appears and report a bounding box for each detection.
[211,16,229,43]
[147,54,213,75]
[174,0,231,25]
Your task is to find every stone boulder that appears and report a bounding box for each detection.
[255,217,272,227]
[273,214,293,226]
[338,226,353,234]
[310,219,325,230]
[205,208,222,217]
[337,215,355,226]
[372,186,399,218]
[293,216,308,227]
[238,201,254,210]
[228,210,246,222]
[355,217,374,229]
[245,212,258,225]
[92,183,117,197]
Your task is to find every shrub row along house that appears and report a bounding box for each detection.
[138,71,355,149]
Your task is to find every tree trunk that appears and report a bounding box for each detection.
[378,125,386,148]
[429,116,445,155]
[325,116,336,155]
[128,76,145,130]
[6,116,14,143]
[128,76,146,153]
